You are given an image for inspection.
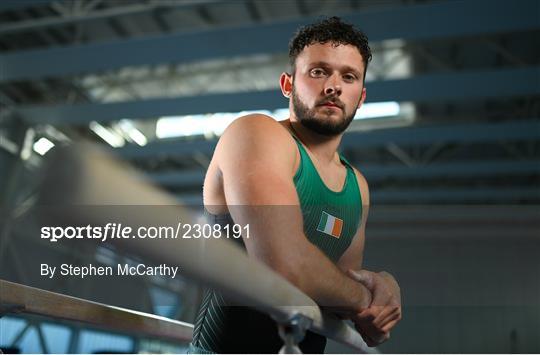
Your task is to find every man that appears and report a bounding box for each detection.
[190,17,401,353]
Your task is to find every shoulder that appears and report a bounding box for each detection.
[219,114,294,148]
[225,114,291,137]
[351,167,370,206]
[215,114,298,170]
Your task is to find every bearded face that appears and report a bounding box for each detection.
[292,85,357,136]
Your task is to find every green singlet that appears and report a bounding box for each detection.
[189,132,363,354]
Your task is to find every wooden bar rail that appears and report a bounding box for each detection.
[0,279,194,343]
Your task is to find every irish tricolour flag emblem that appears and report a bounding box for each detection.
[317,211,343,238]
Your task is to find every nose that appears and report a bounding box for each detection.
[324,74,342,96]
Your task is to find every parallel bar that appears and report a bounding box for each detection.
[15,67,540,125]
[36,143,370,352]
[113,120,540,160]
[149,170,205,187]
[1,0,538,82]
[0,279,194,343]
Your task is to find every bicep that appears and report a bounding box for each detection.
[217,115,298,206]
[216,116,308,271]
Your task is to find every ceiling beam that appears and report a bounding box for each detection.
[367,205,540,224]
[341,118,540,148]
[361,160,540,180]
[174,186,540,206]
[112,120,540,160]
[372,187,540,203]
[0,0,51,12]
[117,139,217,160]
[1,0,538,82]
[0,0,224,35]
[147,160,540,188]
[15,67,540,125]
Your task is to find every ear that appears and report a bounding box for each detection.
[279,72,293,98]
[356,87,367,110]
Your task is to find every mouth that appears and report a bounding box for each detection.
[319,102,342,110]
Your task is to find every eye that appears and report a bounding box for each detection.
[343,73,358,83]
[310,68,327,77]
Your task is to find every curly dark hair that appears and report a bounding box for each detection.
[288,16,372,82]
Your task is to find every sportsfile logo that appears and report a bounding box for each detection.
[40,222,249,242]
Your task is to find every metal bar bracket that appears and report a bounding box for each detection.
[278,313,313,354]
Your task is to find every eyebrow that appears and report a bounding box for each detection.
[309,61,363,78]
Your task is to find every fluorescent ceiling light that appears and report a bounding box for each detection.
[156,115,208,139]
[156,110,273,139]
[89,121,125,147]
[33,137,55,156]
[117,120,147,146]
[127,128,147,146]
[273,109,290,120]
[355,101,400,120]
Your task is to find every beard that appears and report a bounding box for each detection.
[292,86,356,136]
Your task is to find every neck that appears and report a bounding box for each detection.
[287,119,343,165]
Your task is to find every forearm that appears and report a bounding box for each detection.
[229,206,371,316]
[224,184,371,316]
[278,242,372,316]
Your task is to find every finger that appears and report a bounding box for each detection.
[351,314,375,326]
[381,318,401,333]
[354,307,383,322]
[376,310,401,330]
[355,319,388,346]
[362,329,390,346]
[357,306,377,317]
[365,305,386,319]
[355,326,378,347]
[378,332,390,344]
[362,334,376,347]
[373,305,400,327]
[364,336,377,347]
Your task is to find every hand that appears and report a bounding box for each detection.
[347,269,402,346]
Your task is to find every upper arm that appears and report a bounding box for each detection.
[216,115,298,206]
[215,115,309,275]
[337,169,370,272]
